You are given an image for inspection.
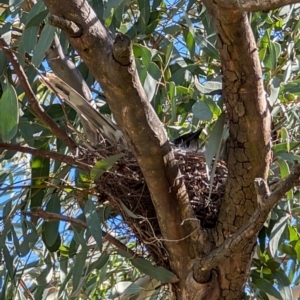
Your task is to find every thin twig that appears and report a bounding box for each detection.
[0,142,91,170]
[0,38,78,154]
[23,208,136,257]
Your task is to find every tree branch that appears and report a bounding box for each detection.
[0,38,78,154]
[49,15,82,37]
[23,208,136,257]
[198,163,300,272]
[0,143,91,170]
[216,0,300,12]
[44,0,199,279]
[45,34,99,145]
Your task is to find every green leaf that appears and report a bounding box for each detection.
[206,113,226,167]
[252,274,282,300]
[120,201,139,219]
[133,44,152,68]
[294,240,300,262]
[26,10,49,28]
[84,200,102,250]
[195,34,220,59]
[25,1,46,27]
[90,153,123,180]
[0,22,11,45]
[170,65,204,84]
[3,199,12,223]
[276,151,300,164]
[275,156,293,200]
[3,245,14,279]
[192,101,213,121]
[280,127,289,151]
[32,23,56,67]
[9,0,23,12]
[0,224,10,251]
[194,79,222,95]
[131,258,178,283]
[265,40,281,71]
[165,42,174,66]
[184,13,195,58]
[282,80,300,96]
[152,0,162,10]
[186,0,197,12]
[75,169,92,188]
[42,194,61,248]
[145,11,161,35]
[185,31,195,58]
[0,50,7,76]
[137,0,150,34]
[37,263,53,286]
[269,77,281,105]
[21,26,39,53]
[86,252,109,275]
[111,281,142,298]
[163,24,181,35]
[0,83,19,142]
[268,216,288,259]
[273,269,293,300]
[168,81,176,122]
[30,141,50,221]
[18,221,38,257]
[71,233,87,296]
[203,96,221,117]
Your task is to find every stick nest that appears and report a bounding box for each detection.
[94,149,227,265]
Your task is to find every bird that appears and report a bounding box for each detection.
[172,129,202,151]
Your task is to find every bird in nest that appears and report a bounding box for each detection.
[171,129,202,152]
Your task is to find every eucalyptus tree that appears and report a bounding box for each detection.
[1,0,300,299]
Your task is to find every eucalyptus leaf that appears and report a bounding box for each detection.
[0,83,19,142]
[131,258,178,283]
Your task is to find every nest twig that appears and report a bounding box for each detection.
[93,148,227,265]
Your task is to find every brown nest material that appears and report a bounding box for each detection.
[94,149,227,264]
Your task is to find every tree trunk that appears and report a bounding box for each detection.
[43,1,273,299]
[202,2,272,298]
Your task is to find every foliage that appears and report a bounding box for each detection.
[0,0,300,299]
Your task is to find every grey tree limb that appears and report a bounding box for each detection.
[45,34,102,145]
[40,73,127,148]
[43,0,200,282]
[216,0,300,12]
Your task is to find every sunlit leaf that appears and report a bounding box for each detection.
[90,153,123,180]
[0,83,19,142]
[84,200,102,250]
[268,216,288,259]
[206,113,226,167]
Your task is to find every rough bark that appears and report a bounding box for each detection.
[43,0,201,293]
[217,0,300,11]
[202,2,272,298]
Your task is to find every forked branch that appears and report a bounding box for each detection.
[197,163,300,274]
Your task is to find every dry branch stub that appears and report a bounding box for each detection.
[94,149,227,265]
